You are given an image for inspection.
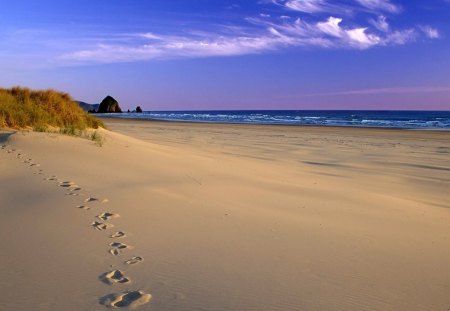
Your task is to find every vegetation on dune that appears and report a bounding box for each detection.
[0,87,104,131]
[90,131,105,147]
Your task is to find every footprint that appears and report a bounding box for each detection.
[66,186,82,196]
[110,248,121,256]
[100,270,130,285]
[77,205,90,210]
[59,181,76,188]
[109,242,130,255]
[109,248,121,256]
[110,231,126,239]
[44,176,58,181]
[92,221,114,231]
[110,242,129,249]
[125,256,144,265]
[100,291,151,308]
[97,212,120,221]
[0,145,6,149]
[85,197,99,203]
[30,163,40,167]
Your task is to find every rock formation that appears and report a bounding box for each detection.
[97,96,122,113]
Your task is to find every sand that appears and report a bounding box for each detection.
[1,119,450,311]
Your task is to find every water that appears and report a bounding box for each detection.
[98,110,450,130]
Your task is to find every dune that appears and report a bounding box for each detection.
[1,119,449,311]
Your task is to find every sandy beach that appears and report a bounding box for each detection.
[1,119,450,311]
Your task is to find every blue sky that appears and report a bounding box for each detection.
[0,0,449,110]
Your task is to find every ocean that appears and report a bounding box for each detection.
[98,110,450,130]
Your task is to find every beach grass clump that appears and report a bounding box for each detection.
[90,131,105,147]
[0,113,5,128]
[0,87,104,132]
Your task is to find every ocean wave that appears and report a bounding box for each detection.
[98,110,450,129]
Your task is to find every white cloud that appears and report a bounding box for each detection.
[275,0,400,15]
[273,0,351,14]
[385,29,417,45]
[139,32,161,40]
[316,17,380,48]
[369,15,389,32]
[61,34,293,64]
[56,0,439,65]
[346,28,381,48]
[317,17,382,49]
[355,0,401,13]
[60,14,428,64]
[282,0,328,13]
[420,26,440,39]
[317,17,343,37]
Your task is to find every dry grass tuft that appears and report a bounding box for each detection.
[0,86,104,131]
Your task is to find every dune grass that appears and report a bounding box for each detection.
[0,87,104,132]
[90,131,105,147]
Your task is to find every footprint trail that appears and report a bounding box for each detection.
[2,142,152,308]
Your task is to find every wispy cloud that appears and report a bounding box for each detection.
[21,0,437,65]
[276,0,331,13]
[385,29,417,45]
[306,86,450,96]
[60,33,293,64]
[355,0,401,13]
[316,17,381,48]
[252,14,423,49]
[420,25,440,39]
[317,17,344,37]
[274,0,400,14]
[369,15,390,32]
[273,0,351,14]
[60,13,437,64]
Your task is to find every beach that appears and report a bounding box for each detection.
[1,119,450,311]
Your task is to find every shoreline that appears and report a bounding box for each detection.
[97,115,450,132]
[94,108,450,131]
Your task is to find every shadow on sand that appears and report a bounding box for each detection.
[0,132,15,144]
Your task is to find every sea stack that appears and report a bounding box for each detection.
[97,95,122,113]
